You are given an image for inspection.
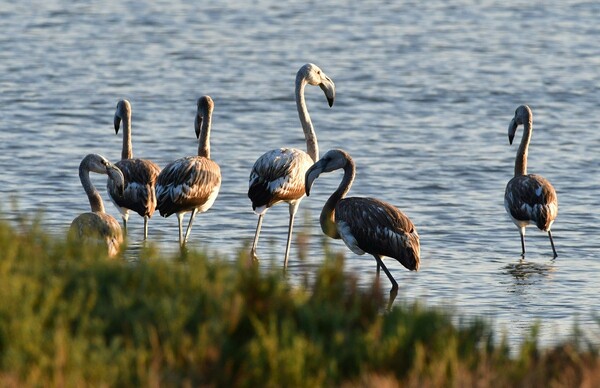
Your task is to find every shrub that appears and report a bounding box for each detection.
[0,219,598,387]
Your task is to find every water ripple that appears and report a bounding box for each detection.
[1,0,599,349]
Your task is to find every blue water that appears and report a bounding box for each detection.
[1,0,599,348]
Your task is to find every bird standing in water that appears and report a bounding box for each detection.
[504,105,558,257]
[108,99,161,240]
[70,153,125,257]
[156,96,221,246]
[305,149,420,293]
[248,63,335,269]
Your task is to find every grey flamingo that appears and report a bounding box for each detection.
[504,105,558,257]
[305,149,420,292]
[155,96,221,246]
[70,153,125,257]
[108,99,161,239]
[248,63,335,269]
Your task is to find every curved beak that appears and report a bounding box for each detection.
[114,114,121,134]
[106,164,125,196]
[508,118,518,145]
[194,114,202,139]
[305,160,326,196]
[319,76,336,107]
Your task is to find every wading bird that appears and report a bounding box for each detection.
[504,105,558,257]
[305,149,420,293]
[156,96,221,246]
[70,153,125,257]
[248,63,335,269]
[108,99,161,239]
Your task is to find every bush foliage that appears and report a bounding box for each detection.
[0,219,598,387]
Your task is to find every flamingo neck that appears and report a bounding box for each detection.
[320,158,355,239]
[515,120,532,176]
[198,113,212,159]
[121,113,133,160]
[79,164,105,213]
[296,74,318,162]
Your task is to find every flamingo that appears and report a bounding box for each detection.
[70,153,124,257]
[155,96,221,245]
[248,63,335,269]
[108,99,161,239]
[504,105,558,257]
[305,149,420,292]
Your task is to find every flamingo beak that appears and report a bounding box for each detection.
[114,114,121,134]
[508,118,517,145]
[194,114,202,139]
[319,76,336,108]
[305,161,325,196]
[107,164,125,196]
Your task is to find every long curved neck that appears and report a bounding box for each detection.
[79,164,105,213]
[320,158,355,239]
[198,112,212,158]
[515,120,532,176]
[121,113,133,160]
[296,74,318,162]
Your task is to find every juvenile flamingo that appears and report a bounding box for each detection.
[70,153,125,257]
[108,99,161,239]
[248,63,335,269]
[155,96,221,246]
[504,105,558,257]
[305,149,420,292]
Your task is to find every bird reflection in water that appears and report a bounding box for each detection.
[502,258,556,286]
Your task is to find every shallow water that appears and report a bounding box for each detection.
[1,0,600,348]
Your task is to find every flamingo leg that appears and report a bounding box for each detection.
[250,214,264,262]
[548,230,557,258]
[120,209,130,235]
[373,255,398,291]
[183,208,198,243]
[283,212,296,271]
[283,202,301,271]
[143,216,149,240]
[176,213,184,246]
[386,287,398,312]
[519,227,526,257]
[373,258,396,311]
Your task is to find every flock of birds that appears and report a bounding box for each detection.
[68,63,559,292]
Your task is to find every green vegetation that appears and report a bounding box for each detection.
[0,218,598,387]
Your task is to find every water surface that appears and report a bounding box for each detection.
[1,0,600,348]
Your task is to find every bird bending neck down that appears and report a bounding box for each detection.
[504,105,558,258]
[70,153,124,257]
[248,63,335,270]
[305,149,420,296]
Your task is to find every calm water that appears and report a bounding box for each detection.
[1,0,600,348]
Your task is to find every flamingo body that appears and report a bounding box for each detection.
[335,197,420,271]
[504,105,558,257]
[249,148,314,214]
[70,212,123,257]
[156,156,221,217]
